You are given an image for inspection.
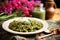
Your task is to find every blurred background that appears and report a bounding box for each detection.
[42,0,60,8]
[28,0,60,8]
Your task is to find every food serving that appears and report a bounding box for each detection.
[9,19,43,32]
[2,17,49,35]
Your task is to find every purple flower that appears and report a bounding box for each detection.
[35,1,41,4]
[30,1,35,5]
[36,0,41,1]
[0,0,37,16]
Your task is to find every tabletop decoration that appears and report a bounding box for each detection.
[45,0,56,20]
[32,3,45,20]
[0,0,42,21]
[0,0,34,16]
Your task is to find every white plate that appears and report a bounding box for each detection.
[2,17,49,35]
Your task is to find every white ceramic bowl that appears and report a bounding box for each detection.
[2,17,49,35]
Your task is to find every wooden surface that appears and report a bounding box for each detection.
[51,8,60,20]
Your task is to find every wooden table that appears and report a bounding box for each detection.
[51,8,60,20]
